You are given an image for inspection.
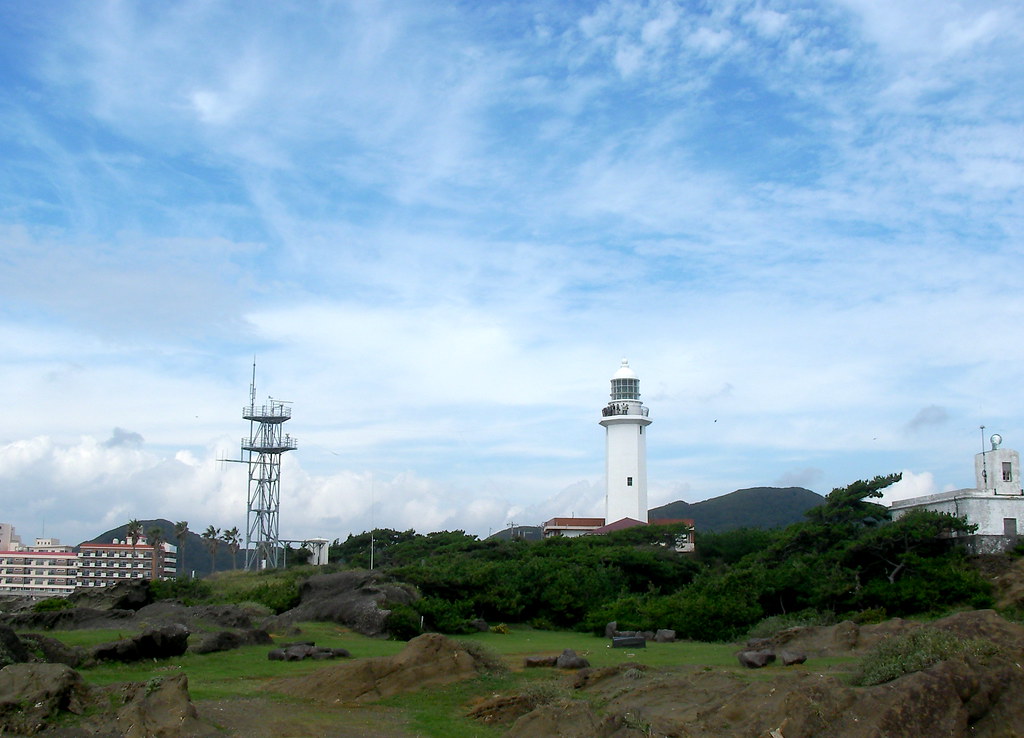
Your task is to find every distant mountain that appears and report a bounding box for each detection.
[649,487,824,533]
[83,519,240,577]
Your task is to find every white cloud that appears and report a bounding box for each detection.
[879,470,941,506]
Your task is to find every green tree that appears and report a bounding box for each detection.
[125,518,143,551]
[173,521,189,576]
[147,526,165,581]
[202,526,220,575]
[221,527,241,569]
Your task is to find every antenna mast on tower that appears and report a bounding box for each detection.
[241,361,297,570]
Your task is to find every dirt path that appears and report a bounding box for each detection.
[197,697,420,737]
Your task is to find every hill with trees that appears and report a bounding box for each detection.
[650,486,824,532]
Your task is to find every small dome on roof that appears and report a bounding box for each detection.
[612,358,637,379]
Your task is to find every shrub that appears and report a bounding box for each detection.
[149,577,213,605]
[32,597,74,613]
[386,603,423,641]
[746,610,835,639]
[518,681,572,706]
[225,580,300,614]
[415,597,476,634]
[856,628,999,686]
[490,623,510,634]
[456,639,509,677]
[848,607,887,625]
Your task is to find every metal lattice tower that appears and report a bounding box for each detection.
[241,369,297,570]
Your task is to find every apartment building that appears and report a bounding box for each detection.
[0,525,177,597]
[0,532,79,597]
[77,538,177,588]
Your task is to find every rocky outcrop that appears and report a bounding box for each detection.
[0,606,135,631]
[271,633,483,702]
[764,609,1024,659]
[503,699,602,738]
[190,628,273,655]
[114,673,216,737]
[0,663,89,735]
[68,579,151,611]
[274,569,418,636]
[91,623,190,663]
[481,611,1024,738]
[0,625,30,668]
[0,662,215,736]
[266,642,351,661]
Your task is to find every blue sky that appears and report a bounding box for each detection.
[2,0,1023,546]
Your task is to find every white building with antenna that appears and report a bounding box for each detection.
[890,432,1024,553]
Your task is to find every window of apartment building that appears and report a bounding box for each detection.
[627,477,633,486]
[1003,462,1013,482]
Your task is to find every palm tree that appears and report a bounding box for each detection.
[147,526,165,581]
[126,519,143,565]
[221,527,241,570]
[173,521,189,576]
[201,526,220,575]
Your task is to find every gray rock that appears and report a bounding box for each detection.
[191,628,273,655]
[780,649,807,666]
[92,623,190,663]
[654,629,676,643]
[604,621,618,639]
[283,570,419,636]
[68,579,151,611]
[555,649,590,669]
[639,631,655,641]
[524,655,558,667]
[0,625,29,668]
[737,649,776,668]
[0,663,89,734]
[469,618,489,632]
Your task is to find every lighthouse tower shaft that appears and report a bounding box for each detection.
[600,360,652,523]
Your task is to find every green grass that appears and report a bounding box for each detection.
[381,673,510,737]
[37,621,409,701]
[26,621,858,736]
[457,625,740,669]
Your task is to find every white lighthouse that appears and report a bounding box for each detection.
[600,359,652,524]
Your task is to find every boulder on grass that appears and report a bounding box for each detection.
[92,624,190,663]
[737,649,776,669]
[0,663,89,735]
[191,629,273,655]
[780,650,807,666]
[524,656,558,668]
[555,649,590,669]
